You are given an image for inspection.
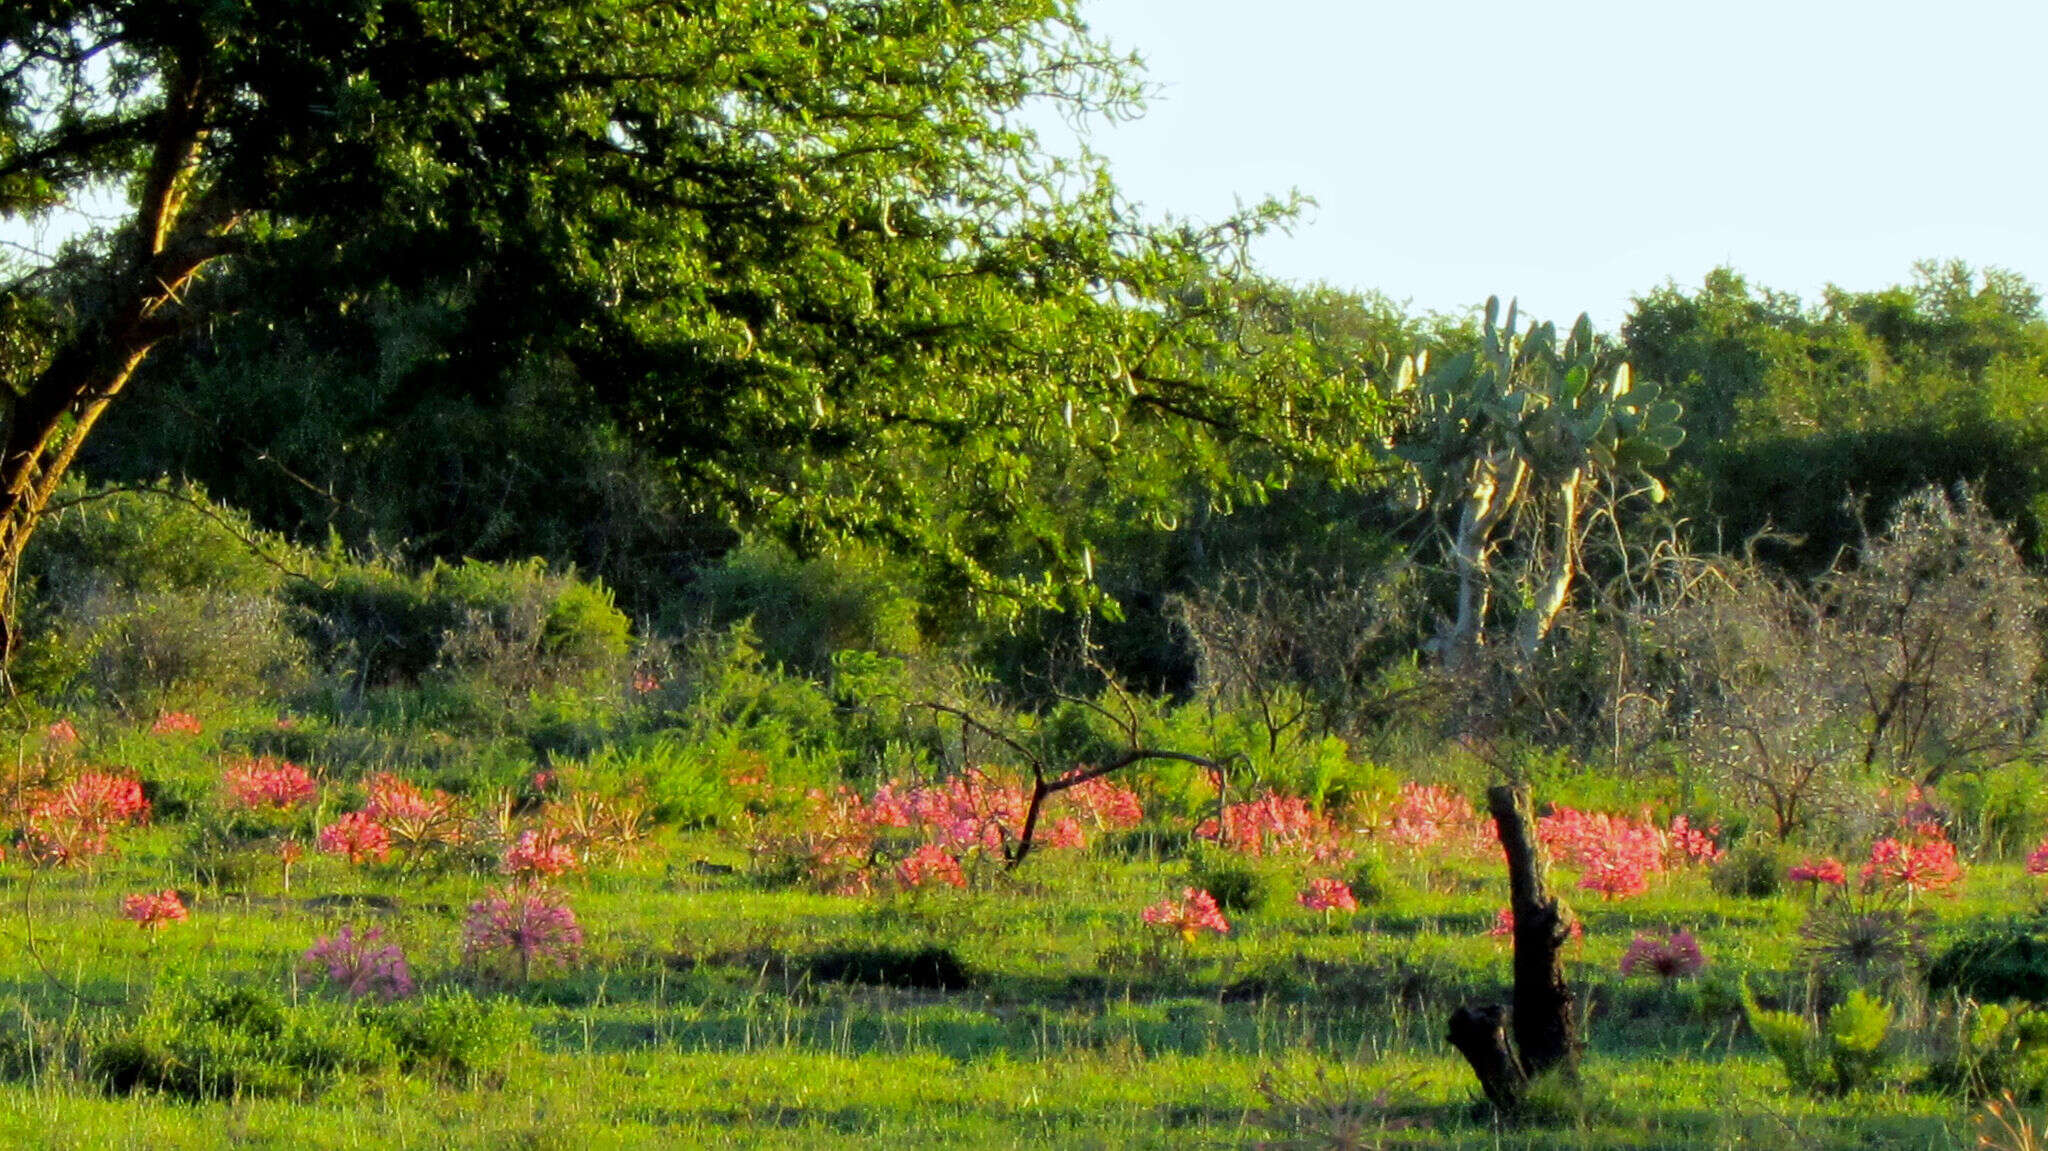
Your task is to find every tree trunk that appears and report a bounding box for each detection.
[1445,784,1579,1113]
[1442,451,1527,671]
[1514,470,1582,661]
[0,59,231,667]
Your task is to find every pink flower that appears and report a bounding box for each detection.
[1297,877,1358,914]
[25,772,151,866]
[1788,857,1848,886]
[151,711,202,736]
[1620,929,1708,978]
[1058,772,1145,830]
[222,757,318,811]
[1142,887,1231,941]
[122,889,187,931]
[895,843,967,889]
[1861,832,1963,896]
[2025,840,2048,877]
[1038,817,1086,851]
[1206,793,1347,860]
[318,811,392,865]
[303,926,414,1001]
[46,719,80,745]
[502,828,577,880]
[462,885,582,981]
[1383,783,1489,854]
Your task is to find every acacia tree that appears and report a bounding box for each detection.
[1,0,1387,659]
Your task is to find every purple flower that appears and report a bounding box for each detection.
[1619,929,1708,979]
[461,885,582,982]
[302,925,414,1002]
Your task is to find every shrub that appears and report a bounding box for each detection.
[378,992,520,1084]
[1929,919,2048,1004]
[1345,852,1397,907]
[1928,1000,2048,1101]
[1190,854,1269,914]
[89,985,397,1102]
[677,538,922,678]
[1742,982,1893,1096]
[289,554,630,694]
[1711,842,1789,898]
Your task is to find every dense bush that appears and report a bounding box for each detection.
[289,555,631,696]
[1928,919,2048,1004]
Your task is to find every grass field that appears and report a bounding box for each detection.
[0,791,2029,1149]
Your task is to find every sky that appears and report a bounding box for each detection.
[8,2,2042,336]
[1044,0,2048,331]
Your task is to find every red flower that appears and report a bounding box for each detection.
[122,889,188,931]
[502,828,577,880]
[1788,857,1847,886]
[1297,877,1358,914]
[151,711,202,736]
[1142,887,1230,940]
[222,757,317,811]
[895,843,967,889]
[46,719,80,745]
[2028,839,2048,877]
[318,812,392,865]
[1861,831,1963,896]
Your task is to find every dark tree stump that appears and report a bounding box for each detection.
[1446,1003,1523,1112]
[1444,784,1580,1113]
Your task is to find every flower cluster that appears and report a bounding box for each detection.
[1788,857,1848,887]
[151,711,202,736]
[122,889,188,931]
[1538,806,1717,900]
[223,757,317,811]
[1381,783,1490,855]
[1057,772,1145,831]
[25,772,151,866]
[895,843,967,889]
[2027,839,2048,877]
[303,926,415,1002]
[1861,823,1963,896]
[1619,929,1708,979]
[869,771,1030,855]
[502,828,578,881]
[319,811,393,865]
[1199,793,1348,861]
[1142,887,1231,941]
[462,885,583,981]
[1297,877,1358,914]
[46,719,80,746]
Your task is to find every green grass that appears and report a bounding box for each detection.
[0,827,2028,1148]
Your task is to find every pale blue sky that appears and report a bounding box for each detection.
[1049,0,2048,330]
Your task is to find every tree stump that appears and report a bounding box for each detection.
[1445,784,1579,1113]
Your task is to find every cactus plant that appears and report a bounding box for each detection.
[1394,298,1683,666]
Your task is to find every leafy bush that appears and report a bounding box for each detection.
[378,991,521,1084]
[1711,842,1789,898]
[678,538,922,677]
[1191,853,1269,914]
[290,555,630,694]
[1742,982,1893,1095]
[1346,852,1397,908]
[1928,1000,2048,1101]
[89,985,396,1102]
[1928,919,2048,1004]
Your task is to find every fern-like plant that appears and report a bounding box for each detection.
[1742,980,1893,1095]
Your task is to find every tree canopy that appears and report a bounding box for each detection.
[1,0,1389,652]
